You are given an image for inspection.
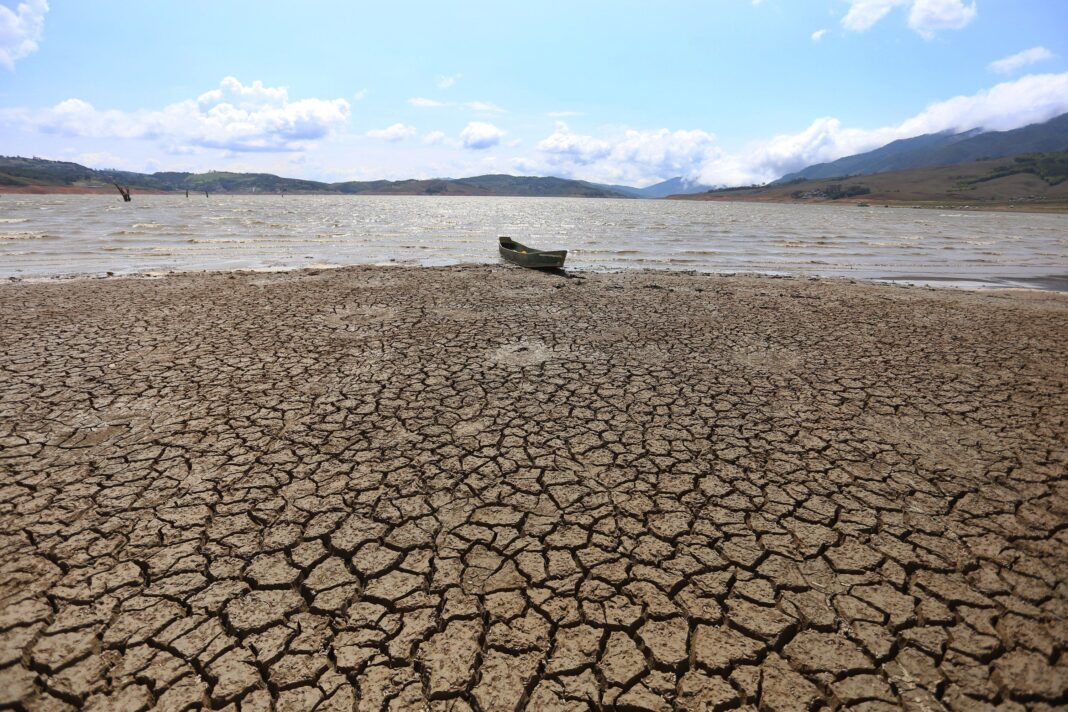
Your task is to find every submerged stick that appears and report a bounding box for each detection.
[113,183,132,202]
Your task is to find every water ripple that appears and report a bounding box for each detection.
[0,194,1064,282]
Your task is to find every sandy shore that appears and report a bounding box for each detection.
[1,265,1066,710]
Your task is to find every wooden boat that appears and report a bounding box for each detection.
[498,236,567,269]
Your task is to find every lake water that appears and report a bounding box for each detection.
[2,194,1066,288]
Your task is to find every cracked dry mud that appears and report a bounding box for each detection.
[1,265,1067,712]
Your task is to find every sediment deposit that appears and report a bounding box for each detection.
[1,266,1066,710]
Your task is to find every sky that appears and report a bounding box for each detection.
[1,0,1067,187]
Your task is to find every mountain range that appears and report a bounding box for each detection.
[3,112,1067,199]
[0,156,714,199]
[590,176,716,198]
[774,113,1068,184]
[676,150,1068,210]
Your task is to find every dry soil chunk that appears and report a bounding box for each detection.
[993,649,1068,700]
[418,619,482,695]
[600,631,647,686]
[784,630,873,675]
[224,589,303,633]
[677,670,739,711]
[638,617,689,667]
[760,653,821,711]
[693,624,764,673]
[472,650,541,712]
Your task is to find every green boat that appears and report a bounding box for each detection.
[498,236,567,269]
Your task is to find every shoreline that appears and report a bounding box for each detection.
[669,193,1068,214]
[7,261,1068,294]
[2,264,1066,708]
[4,186,1068,213]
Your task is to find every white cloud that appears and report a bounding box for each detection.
[2,76,350,152]
[408,97,505,113]
[353,89,368,102]
[464,101,506,113]
[695,70,1068,185]
[989,46,1054,75]
[547,110,583,118]
[196,77,289,110]
[0,0,48,70]
[76,151,135,170]
[842,0,905,31]
[436,74,461,89]
[907,0,976,38]
[409,97,447,108]
[460,121,503,150]
[536,122,611,164]
[811,29,828,41]
[841,0,975,38]
[893,71,1068,133]
[422,131,447,145]
[515,72,1068,187]
[529,122,720,185]
[366,123,416,142]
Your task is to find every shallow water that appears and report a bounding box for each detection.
[1,194,1066,286]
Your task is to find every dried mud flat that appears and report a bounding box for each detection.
[1,265,1067,712]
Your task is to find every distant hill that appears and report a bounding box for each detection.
[591,176,715,198]
[329,174,632,198]
[0,157,633,198]
[775,113,1068,183]
[672,151,1068,212]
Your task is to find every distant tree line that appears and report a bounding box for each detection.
[791,184,871,200]
[705,184,765,193]
[972,152,1068,187]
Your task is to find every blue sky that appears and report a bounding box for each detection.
[1,0,1067,186]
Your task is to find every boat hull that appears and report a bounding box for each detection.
[498,237,567,269]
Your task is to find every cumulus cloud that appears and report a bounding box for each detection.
[366,123,416,142]
[516,72,1068,187]
[892,71,1068,133]
[460,122,503,150]
[695,70,1068,185]
[907,0,976,38]
[422,130,447,145]
[436,74,460,89]
[529,122,720,185]
[841,0,976,38]
[0,0,48,70]
[2,76,350,152]
[811,29,828,42]
[989,46,1054,75]
[196,77,289,110]
[536,122,611,164]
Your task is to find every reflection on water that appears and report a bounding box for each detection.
[1,194,1066,284]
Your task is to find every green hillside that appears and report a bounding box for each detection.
[776,112,1068,183]
[674,151,1068,212]
[0,156,632,198]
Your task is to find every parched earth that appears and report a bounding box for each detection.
[1,265,1066,711]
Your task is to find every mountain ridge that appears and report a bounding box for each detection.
[672,150,1068,212]
[588,176,715,198]
[775,113,1068,184]
[0,157,709,199]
